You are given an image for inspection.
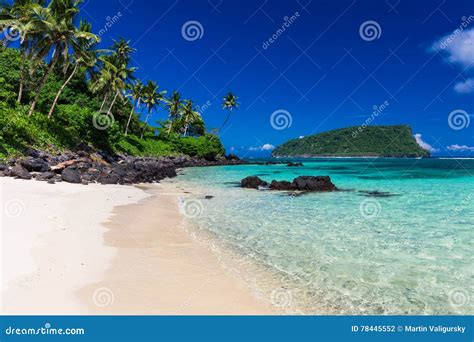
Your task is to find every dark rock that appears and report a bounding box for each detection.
[36,172,56,181]
[292,176,336,192]
[10,165,32,179]
[204,195,214,199]
[61,167,82,183]
[0,164,7,171]
[287,162,303,167]
[359,190,398,197]
[20,157,49,172]
[98,172,120,185]
[270,180,295,191]
[241,176,268,189]
[225,153,240,161]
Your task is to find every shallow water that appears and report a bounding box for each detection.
[174,158,474,314]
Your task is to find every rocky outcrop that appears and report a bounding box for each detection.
[241,175,337,192]
[241,176,269,189]
[0,147,247,185]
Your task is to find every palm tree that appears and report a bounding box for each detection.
[0,0,46,103]
[125,80,144,136]
[111,37,134,64]
[219,92,239,131]
[47,20,99,118]
[181,99,201,137]
[26,0,98,116]
[165,90,182,134]
[140,80,166,139]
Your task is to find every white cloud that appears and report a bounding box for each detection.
[249,144,275,151]
[299,135,305,139]
[453,78,474,93]
[447,144,474,151]
[414,134,439,153]
[432,28,474,93]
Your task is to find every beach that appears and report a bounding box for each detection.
[0,177,273,315]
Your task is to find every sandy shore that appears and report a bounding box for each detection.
[0,177,273,314]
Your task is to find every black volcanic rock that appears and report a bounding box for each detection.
[243,175,337,192]
[287,162,303,167]
[61,167,82,183]
[269,180,294,191]
[10,165,32,179]
[241,176,268,189]
[20,157,49,172]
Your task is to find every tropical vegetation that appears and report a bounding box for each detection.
[272,125,431,157]
[0,0,237,160]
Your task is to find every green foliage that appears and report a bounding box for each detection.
[273,125,430,158]
[172,134,225,160]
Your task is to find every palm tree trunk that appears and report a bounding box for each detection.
[183,123,188,137]
[140,111,151,139]
[99,93,108,111]
[28,49,58,117]
[17,47,27,103]
[219,111,232,131]
[107,90,120,115]
[125,99,139,136]
[47,65,78,119]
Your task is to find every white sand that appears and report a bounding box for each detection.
[0,178,149,314]
[0,178,273,315]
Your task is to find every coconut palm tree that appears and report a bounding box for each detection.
[47,20,100,118]
[165,90,182,134]
[0,0,46,103]
[26,0,98,116]
[140,80,166,139]
[219,92,239,131]
[181,99,201,137]
[125,80,144,136]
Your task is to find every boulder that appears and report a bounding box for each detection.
[36,172,56,181]
[10,165,32,179]
[270,180,295,191]
[241,176,268,189]
[287,161,303,167]
[20,157,49,172]
[292,176,336,191]
[61,167,82,183]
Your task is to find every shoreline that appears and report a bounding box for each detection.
[1,177,274,315]
[77,182,274,315]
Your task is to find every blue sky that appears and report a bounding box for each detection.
[79,0,473,157]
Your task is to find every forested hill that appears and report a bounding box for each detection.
[272,125,430,158]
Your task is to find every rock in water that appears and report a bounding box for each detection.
[61,167,82,183]
[292,176,336,191]
[241,176,268,189]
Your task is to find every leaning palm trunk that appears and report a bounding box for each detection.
[219,111,232,131]
[47,65,78,119]
[99,93,108,111]
[125,99,140,136]
[28,51,58,117]
[140,111,151,139]
[107,90,120,115]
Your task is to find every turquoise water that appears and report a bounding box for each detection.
[173,158,474,314]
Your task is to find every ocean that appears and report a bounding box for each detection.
[170,158,473,314]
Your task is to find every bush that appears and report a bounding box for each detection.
[172,134,225,160]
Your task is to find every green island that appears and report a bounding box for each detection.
[272,125,430,158]
[0,0,239,160]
